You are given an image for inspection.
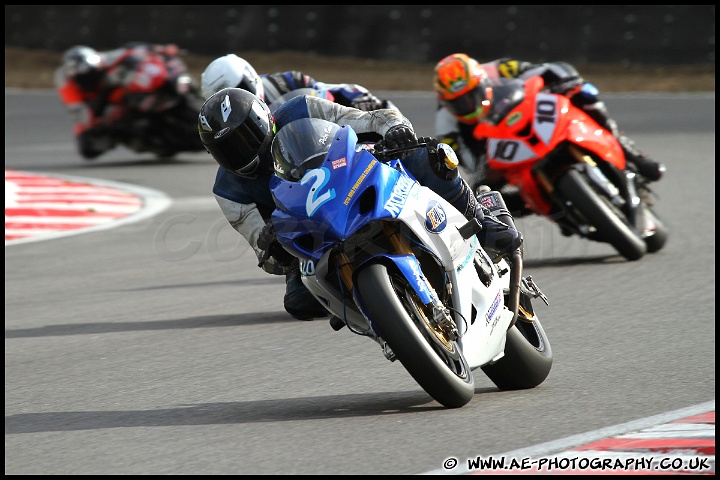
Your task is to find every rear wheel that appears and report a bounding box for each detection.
[356,262,475,408]
[481,298,553,390]
[640,205,669,253]
[557,169,646,261]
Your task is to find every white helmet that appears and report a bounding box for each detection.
[200,54,265,100]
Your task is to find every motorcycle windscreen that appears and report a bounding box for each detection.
[271,118,340,182]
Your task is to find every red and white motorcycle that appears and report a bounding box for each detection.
[473,76,668,261]
[59,43,207,159]
[106,44,206,158]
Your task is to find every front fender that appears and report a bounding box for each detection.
[353,254,438,319]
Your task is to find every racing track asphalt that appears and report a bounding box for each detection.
[5,171,714,475]
[6,88,714,474]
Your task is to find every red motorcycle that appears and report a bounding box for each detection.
[58,43,206,159]
[108,44,206,158]
[473,76,668,261]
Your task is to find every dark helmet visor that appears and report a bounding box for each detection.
[206,119,270,177]
[442,85,492,122]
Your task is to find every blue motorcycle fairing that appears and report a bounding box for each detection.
[271,125,421,262]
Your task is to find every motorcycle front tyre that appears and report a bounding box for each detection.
[356,262,475,409]
[557,168,647,261]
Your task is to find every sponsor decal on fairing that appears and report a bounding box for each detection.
[486,290,502,327]
[424,200,447,233]
[343,159,376,205]
[384,175,414,217]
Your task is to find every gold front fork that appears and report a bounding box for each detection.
[383,222,414,255]
[334,221,414,292]
[336,251,354,291]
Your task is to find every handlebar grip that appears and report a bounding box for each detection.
[373,141,428,162]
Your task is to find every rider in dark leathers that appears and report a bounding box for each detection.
[200,53,396,110]
[198,88,522,320]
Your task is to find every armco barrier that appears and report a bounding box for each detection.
[5,5,715,66]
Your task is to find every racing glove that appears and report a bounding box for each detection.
[257,222,296,271]
[382,124,418,150]
[421,137,459,181]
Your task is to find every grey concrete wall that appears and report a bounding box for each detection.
[5,5,715,66]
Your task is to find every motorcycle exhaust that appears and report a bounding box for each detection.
[507,249,523,329]
[477,188,522,328]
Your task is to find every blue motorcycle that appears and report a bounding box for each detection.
[269,117,553,408]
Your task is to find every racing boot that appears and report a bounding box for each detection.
[449,179,523,257]
[615,133,666,182]
[284,267,330,321]
[582,101,666,182]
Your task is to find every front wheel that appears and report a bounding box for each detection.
[557,168,647,261]
[356,262,475,408]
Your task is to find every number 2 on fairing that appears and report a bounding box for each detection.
[301,167,336,216]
